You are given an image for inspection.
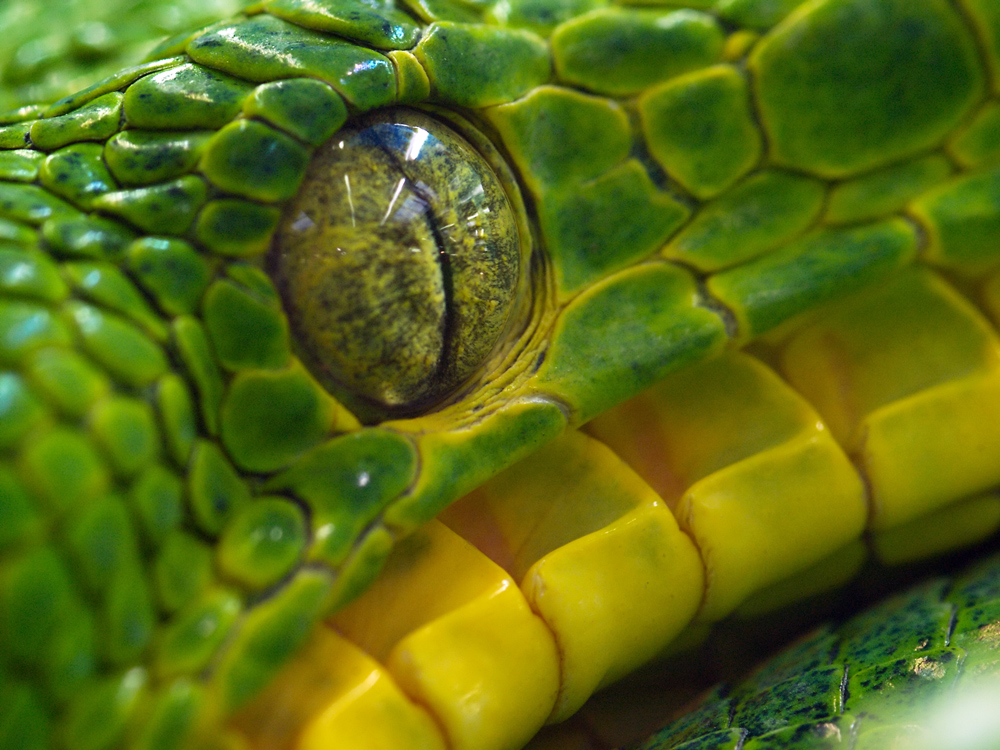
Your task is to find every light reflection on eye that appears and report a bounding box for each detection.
[291,212,314,232]
[405,129,430,161]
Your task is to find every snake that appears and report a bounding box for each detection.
[4,0,1000,748]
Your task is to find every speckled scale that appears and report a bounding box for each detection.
[243,78,348,147]
[265,0,422,50]
[639,64,762,199]
[267,429,418,566]
[187,439,252,537]
[707,219,919,343]
[172,317,225,436]
[127,238,213,317]
[0,299,71,365]
[847,648,963,723]
[951,607,1000,672]
[825,154,952,225]
[0,182,80,226]
[1,546,79,668]
[486,0,604,36]
[123,63,253,131]
[664,170,826,273]
[154,530,215,614]
[202,273,291,372]
[156,588,243,677]
[63,260,168,341]
[104,130,214,187]
[635,554,1000,750]
[220,364,344,473]
[749,0,983,177]
[714,0,801,30]
[911,164,1000,277]
[61,667,147,750]
[39,143,117,211]
[200,120,310,203]
[64,494,142,594]
[17,427,109,513]
[92,175,208,236]
[90,396,161,477]
[836,579,952,665]
[670,730,744,750]
[731,667,843,738]
[186,14,397,111]
[217,498,307,588]
[949,553,1000,609]
[42,214,136,261]
[0,373,47,449]
[638,685,734,749]
[740,716,854,750]
[414,22,550,107]
[29,91,123,151]
[551,8,724,96]
[0,246,67,302]
[65,301,169,387]
[0,465,43,551]
[128,464,184,550]
[0,149,43,182]
[156,374,198,468]
[743,628,841,693]
[538,160,689,296]
[212,570,331,712]
[194,200,282,257]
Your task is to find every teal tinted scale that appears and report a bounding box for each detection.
[634,553,1000,750]
[0,1,999,749]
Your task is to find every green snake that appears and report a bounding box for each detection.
[5,0,1000,748]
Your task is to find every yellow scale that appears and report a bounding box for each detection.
[231,267,1000,750]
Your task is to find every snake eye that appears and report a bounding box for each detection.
[271,108,523,415]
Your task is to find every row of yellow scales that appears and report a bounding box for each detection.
[3,0,1000,748]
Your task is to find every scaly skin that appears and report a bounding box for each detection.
[3,1,1000,749]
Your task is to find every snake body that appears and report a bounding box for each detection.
[3,1,1000,749]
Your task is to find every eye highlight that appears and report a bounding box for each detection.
[271,108,523,415]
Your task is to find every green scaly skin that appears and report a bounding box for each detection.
[3,1,1000,749]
